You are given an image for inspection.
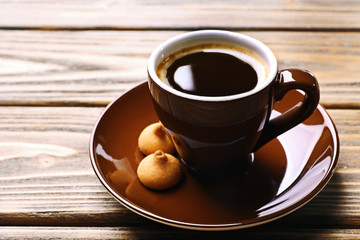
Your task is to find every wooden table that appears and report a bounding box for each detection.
[1,1,359,239]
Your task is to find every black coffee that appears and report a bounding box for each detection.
[159,48,258,97]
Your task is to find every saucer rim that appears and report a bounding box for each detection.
[89,81,340,231]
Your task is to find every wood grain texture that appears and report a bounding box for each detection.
[0,0,359,30]
[0,107,358,229]
[1,226,360,240]
[1,30,359,107]
[0,0,359,238]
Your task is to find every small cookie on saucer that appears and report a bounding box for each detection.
[138,122,175,155]
[137,150,182,190]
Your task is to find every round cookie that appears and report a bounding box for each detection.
[138,122,175,155]
[137,150,182,190]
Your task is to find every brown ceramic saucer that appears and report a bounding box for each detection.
[89,81,339,231]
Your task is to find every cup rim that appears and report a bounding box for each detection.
[148,30,278,102]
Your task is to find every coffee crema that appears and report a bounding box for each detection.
[156,43,267,97]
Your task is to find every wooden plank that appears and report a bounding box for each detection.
[0,107,359,228]
[0,30,359,107]
[0,0,359,29]
[0,106,143,226]
[1,226,360,240]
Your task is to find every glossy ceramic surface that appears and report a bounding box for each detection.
[90,82,339,231]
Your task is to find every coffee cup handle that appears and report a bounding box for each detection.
[254,68,320,151]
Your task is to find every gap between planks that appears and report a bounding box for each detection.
[0,101,358,110]
[1,26,360,32]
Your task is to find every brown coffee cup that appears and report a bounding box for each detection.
[147,30,319,176]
